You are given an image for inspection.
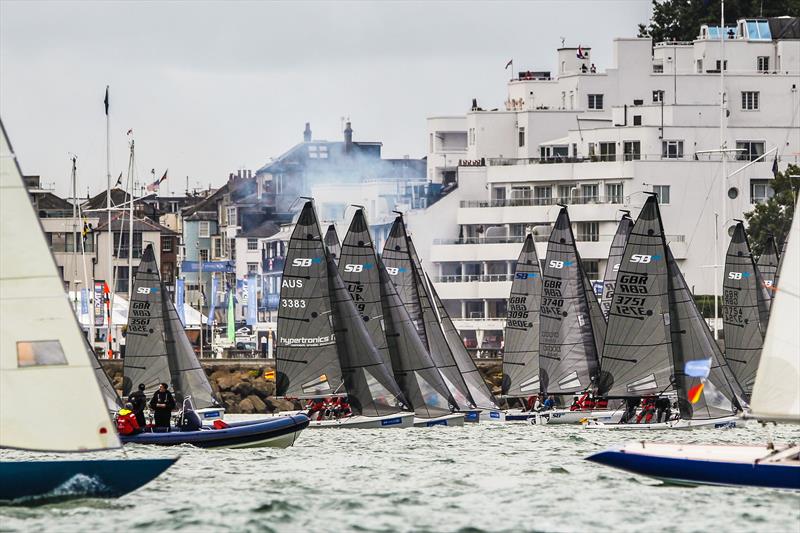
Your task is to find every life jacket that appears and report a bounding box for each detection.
[116,411,140,435]
[594,398,609,409]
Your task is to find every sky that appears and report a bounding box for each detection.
[1,0,652,197]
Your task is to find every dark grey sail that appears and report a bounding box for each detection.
[722,222,770,396]
[502,234,543,397]
[378,260,454,418]
[324,223,341,265]
[666,246,743,420]
[338,209,392,370]
[91,343,122,411]
[601,213,634,318]
[539,207,604,394]
[382,215,427,346]
[597,196,674,398]
[327,255,406,416]
[123,244,216,408]
[774,238,788,288]
[276,202,343,398]
[756,235,779,291]
[427,273,499,409]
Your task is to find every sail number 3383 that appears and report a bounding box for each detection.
[281,299,307,308]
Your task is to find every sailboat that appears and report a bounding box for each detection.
[600,211,633,318]
[0,119,175,502]
[586,201,799,488]
[338,208,462,426]
[534,206,619,425]
[324,223,341,265]
[501,234,542,422]
[722,222,771,398]
[276,201,415,428]
[382,214,481,422]
[756,234,780,290]
[587,195,743,430]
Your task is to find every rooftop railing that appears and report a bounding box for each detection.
[460,195,623,208]
[433,233,685,245]
[433,274,514,283]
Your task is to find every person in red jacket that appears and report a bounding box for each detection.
[116,403,142,435]
[636,396,657,424]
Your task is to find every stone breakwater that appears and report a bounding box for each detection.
[100,359,504,414]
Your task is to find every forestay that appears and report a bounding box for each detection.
[601,213,633,318]
[0,121,120,451]
[750,201,800,423]
[502,234,543,397]
[276,202,343,398]
[123,245,216,409]
[598,196,674,398]
[539,207,605,394]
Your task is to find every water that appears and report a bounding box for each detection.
[2,419,799,532]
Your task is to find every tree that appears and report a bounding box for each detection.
[638,0,800,43]
[744,164,798,257]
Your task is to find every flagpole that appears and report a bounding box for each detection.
[105,85,114,358]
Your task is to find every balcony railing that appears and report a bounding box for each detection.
[433,233,685,245]
[433,274,514,283]
[460,195,623,208]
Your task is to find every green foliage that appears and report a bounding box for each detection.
[744,164,799,256]
[693,294,721,319]
[638,0,800,43]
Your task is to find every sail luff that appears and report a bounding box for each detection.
[601,214,633,318]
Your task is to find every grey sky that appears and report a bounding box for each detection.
[1,0,652,196]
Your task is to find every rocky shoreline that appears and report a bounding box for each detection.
[100,359,504,414]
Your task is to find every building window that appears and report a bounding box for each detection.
[715,59,728,71]
[162,262,174,284]
[582,260,600,280]
[308,144,329,159]
[661,140,684,159]
[606,183,624,204]
[557,185,574,203]
[161,236,173,253]
[510,186,532,205]
[598,142,616,162]
[468,128,476,146]
[199,249,209,262]
[199,221,210,238]
[741,91,760,110]
[652,64,664,73]
[695,59,703,73]
[247,238,258,251]
[757,56,769,72]
[578,222,600,242]
[226,207,237,226]
[633,115,642,126]
[429,133,434,152]
[247,262,259,274]
[736,141,765,161]
[533,186,552,206]
[113,232,142,259]
[588,94,604,110]
[115,266,129,293]
[518,127,525,147]
[212,237,222,259]
[750,180,774,204]
[652,90,664,103]
[623,141,641,161]
[653,185,671,204]
[581,184,599,204]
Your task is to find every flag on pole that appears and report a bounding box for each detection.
[576,45,585,59]
[175,279,186,326]
[208,274,218,326]
[772,154,779,178]
[226,287,235,342]
[247,274,257,326]
[114,172,123,187]
[126,129,133,136]
[504,59,513,70]
[104,86,109,116]
[146,169,168,192]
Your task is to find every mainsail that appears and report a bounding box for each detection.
[324,223,341,265]
[722,223,770,396]
[502,234,543,397]
[598,196,674,398]
[382,216,427,346]
[601,213,633,318]
[0,119,120,451]
[276,202,343,398]
[750,200,799,423]
[539,207,605,394]
[756,235,780,290]
[123,244,216,408]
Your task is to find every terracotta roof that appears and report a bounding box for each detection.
[95,213,178,235]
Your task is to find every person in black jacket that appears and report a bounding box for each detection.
[127,383,148,428]
[149,383,176,431]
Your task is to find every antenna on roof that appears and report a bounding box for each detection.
[351,204,365,209]
[392,210,404,216]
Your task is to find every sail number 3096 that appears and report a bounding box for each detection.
[281,299,307,308]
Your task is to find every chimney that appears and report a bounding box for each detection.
[344,121,353,153]
[303,122,312,142]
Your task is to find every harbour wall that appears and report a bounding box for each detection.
[100,359,503,413]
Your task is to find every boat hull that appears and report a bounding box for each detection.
[584,415,741,431]
[587,442,800,490]
[413,413,465,427]
[306,412,415,429]
[532,409,624,425]
[463,410,482,423]
[121,414,309,448]
[195,407,225,422]
[479,409,505,422]
[503,409,533,423]
[0,458,177,502]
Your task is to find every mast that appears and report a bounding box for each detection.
[104,85,114,358]
[127,139,135,302]
[715,0,727,339]
[70,156,79,315]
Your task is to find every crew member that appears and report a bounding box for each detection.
[636,396,656,424]
[620,397,639,424]
[116,403,142,436]
[542,395,556,410]
[655,396,672,423]
[149,383,176,431]
[128,383,147,428]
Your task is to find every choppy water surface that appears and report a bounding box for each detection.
[2,419,799,532]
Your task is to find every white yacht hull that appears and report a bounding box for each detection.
[531,409,624,425]
[584,414,742,431]
[503,409,534,423]
[306,412,415,429]
[413,413,465,427]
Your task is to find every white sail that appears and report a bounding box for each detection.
[749,201,799,423]
[0,121,121,451]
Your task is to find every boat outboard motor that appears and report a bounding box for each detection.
[179,397,202,432]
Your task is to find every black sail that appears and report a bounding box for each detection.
[597,196,674,398]
[774,238,788,288]
[327,256,406,416]
[91,340,122,411]
[378,260,454,418]
[601,213,634,318]
[276,202,343,398]
[539,208,604,394]
[382,216,427,346]
[722,223,770,396]
[667,247,743,420]
[324,223,341,265]
[427,273,500,409]
[756,235,779,291]
[124,244,217,408]
[502,234,543,397]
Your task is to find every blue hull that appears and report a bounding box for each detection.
[587,450,800,490]
[0,458,176,503]
[121,414,309,448]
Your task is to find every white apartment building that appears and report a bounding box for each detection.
[409,17,800,355]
